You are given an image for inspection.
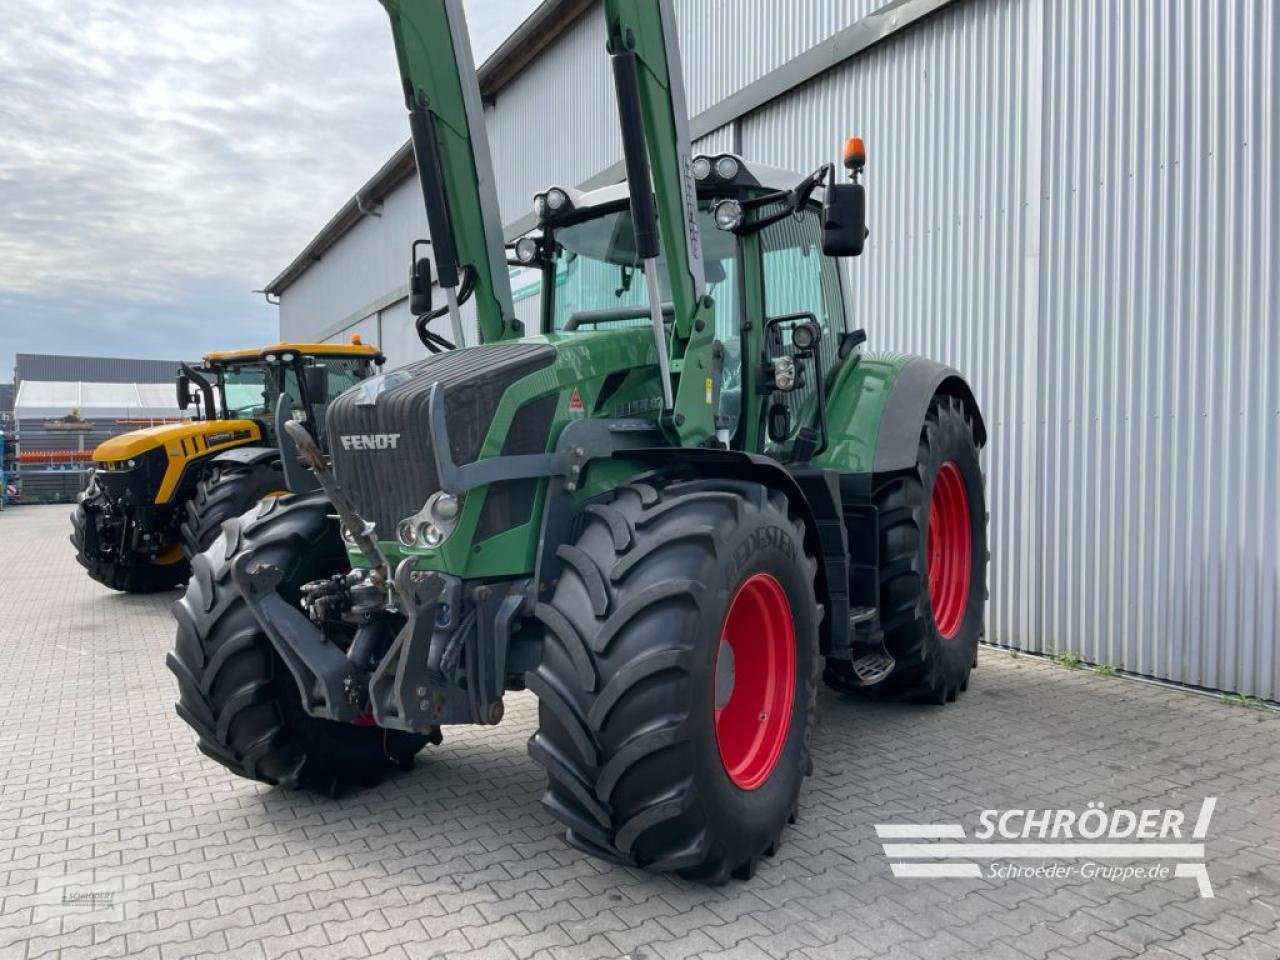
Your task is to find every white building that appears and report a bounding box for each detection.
[265,0,1278,700]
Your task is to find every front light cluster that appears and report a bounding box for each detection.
[772,355,798,391]
[396,490,463,549]
[691,153,741,183]
[533,186,573,222]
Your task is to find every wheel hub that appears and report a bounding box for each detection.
[927,460,972,639]
[714,573,795,790]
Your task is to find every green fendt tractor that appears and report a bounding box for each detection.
[169,0,987,882]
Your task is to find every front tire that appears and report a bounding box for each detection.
[167,491,429,792]
[179,459,285,559]
[70,482,188,593]
[528,479,819,882]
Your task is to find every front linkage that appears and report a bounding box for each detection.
[231,414,664,733]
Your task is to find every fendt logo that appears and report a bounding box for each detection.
[340,433,401,451]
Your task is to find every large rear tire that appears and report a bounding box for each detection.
[528,479,819,882]
[167,491,429,792]
[179,459,286,559]
[858,395,987,704]
[70,483,188,594]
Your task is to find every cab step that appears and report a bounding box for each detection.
[847,652,895,686]
[849,605,877,626]
[822,606,897,691]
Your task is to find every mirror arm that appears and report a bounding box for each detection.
[180,362,216,420]
[734,163,831,237]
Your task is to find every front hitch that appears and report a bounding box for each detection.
[230,551,371,724]
[232,540,526,733]
[370,560,527,730]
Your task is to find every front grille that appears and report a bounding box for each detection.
[326,343,555,537]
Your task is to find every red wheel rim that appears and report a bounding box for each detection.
[927,460,972,639]
[714,573,795,790]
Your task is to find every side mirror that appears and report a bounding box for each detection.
[821,183,866,257]
[410,239,433,316]
[303,364,328,405]
[176,372,191,410]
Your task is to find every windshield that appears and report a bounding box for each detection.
[547,203,744,435]
[548,206,739,336]
[221,365,274,419]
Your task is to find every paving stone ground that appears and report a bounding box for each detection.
[1,503,1278,960]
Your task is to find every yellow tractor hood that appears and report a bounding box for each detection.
[94,420,256,462]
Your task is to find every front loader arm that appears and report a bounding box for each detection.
[604,0,716,444]
[379,0,515,344]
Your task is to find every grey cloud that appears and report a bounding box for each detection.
[0,0,540,375]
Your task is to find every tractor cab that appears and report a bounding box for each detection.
[512,152,864,463]
[177,341,384,446]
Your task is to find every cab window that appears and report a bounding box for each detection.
[759,204,845,354]
[306,359,368,442]
[221,366,272,419]
[757,204,846,458]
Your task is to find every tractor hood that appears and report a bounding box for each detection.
[93,420,261,465]
[325,329,663,549]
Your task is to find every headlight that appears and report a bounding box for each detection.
[791,322,818,351]
[431,492,460,522]
[714,155,739,180]
[533,194,547,218]
[691,156,711,180]
[396,490,463,549]
[712,198,743,231]
[514,236,539,264]
[546,187,568,211]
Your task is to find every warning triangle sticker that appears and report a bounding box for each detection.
[568,388,584,413]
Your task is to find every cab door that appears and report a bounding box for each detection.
[749,203,849,461]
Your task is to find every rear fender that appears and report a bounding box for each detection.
[873,358,986,472]
[817,354,986,475]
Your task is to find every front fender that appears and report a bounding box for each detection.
[206,445,280,469]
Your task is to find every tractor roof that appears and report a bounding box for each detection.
[203,341,382,364]
[566,154,821,215]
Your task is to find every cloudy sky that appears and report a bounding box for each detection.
[0,0,540,379]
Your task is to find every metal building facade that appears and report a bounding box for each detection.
[270,0,1278,699]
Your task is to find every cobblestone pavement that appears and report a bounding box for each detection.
[2,503,1278,960]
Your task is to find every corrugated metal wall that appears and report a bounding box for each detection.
[14,353,183,385]
[734,0,1277,698]
[1038,0,1278,698]
[280,0,1278,698]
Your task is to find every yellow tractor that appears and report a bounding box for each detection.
[71,340,383,592]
